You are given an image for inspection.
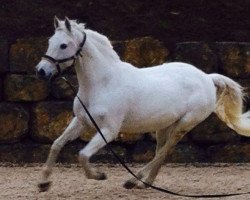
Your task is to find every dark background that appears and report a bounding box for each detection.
[1,0,250,46]
[0,0,250,164]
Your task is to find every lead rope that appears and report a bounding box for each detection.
[62,76,250,198]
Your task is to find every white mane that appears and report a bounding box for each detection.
[64,20,120,62]
[85,29,120,62]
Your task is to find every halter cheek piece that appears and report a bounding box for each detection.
[42,32,87,75]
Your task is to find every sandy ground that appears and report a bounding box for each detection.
[0,163,249,200]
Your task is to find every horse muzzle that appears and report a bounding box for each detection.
[36,62,56,81]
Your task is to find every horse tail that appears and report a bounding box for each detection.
[209,73,250,137]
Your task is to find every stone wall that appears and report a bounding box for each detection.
[0,36,250,164]
[1,1,250,44]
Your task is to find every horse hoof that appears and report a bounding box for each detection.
[123,180,136,189]
[136,183,149,189]
[38,181,51,192]
[96,172,107,180]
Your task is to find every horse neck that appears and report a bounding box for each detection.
[74,37,119,96]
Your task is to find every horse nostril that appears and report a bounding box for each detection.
[38,69,46,77]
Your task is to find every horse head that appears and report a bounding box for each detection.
[36,16,86,80]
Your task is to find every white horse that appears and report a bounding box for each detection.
[36,17,250,191]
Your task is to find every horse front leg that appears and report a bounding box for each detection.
[38,117,84,192]
[78,127,118,180]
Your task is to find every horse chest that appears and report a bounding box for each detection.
[73,97,110,129]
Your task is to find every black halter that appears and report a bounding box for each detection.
[42,32,87,75]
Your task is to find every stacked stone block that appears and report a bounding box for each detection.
[0,37,249,163]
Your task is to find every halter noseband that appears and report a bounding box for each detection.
[42,32,87,75]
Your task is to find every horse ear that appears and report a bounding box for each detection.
[65,17,71,32]
[54,16,60,29]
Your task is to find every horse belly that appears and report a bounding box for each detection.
[120,114,179,133]
[120,95,186,133]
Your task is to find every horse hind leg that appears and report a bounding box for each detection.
[140,130,186,188]
[124,110,209,189]
[123,123,176,189]
[139,111,211,189]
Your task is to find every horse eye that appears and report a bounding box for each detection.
[60,44,67,49]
